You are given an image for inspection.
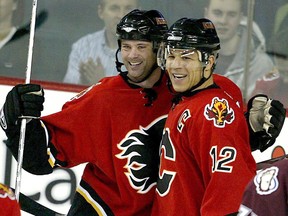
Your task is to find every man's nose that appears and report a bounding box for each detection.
[128,47,140,58]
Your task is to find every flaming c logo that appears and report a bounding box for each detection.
[116,116,166,194]
[204,97,234,128]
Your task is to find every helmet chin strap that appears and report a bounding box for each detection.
[167,66,212,95]
[189,67,212,92]
[115,48,159,84]
[115,48,124,73]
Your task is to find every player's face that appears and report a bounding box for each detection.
[121,40,157,83]
[98,0,138,35]
[204,0,242,42]
[166,48,204,92]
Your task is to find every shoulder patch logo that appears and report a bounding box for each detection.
[254,166,279,195]
[204,97,234,128]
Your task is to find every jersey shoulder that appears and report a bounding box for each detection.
[213,74,243,109]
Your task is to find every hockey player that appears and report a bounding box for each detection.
[0,9,285,215]
[152,17,259,215]
[239,159,288,216]
[1,9,172,215]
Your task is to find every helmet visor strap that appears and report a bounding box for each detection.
[165,46,202,61]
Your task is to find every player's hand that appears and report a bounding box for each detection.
[79,57,105,85]
[247,94,286,152]
[0,84,44,131]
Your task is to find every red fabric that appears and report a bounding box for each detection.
[42,74,173,215]
[152,87,256,216]
[0,183,21,216]
[40,74,250,215]
[214,74,244,110]
[240,159,288,215]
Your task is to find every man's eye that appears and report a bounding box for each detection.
[213,10,223,17]
[182,56,191,60]
[138,46,146,49]
[122,45,130,50]
[167,55,175,59]
[228,12,237,18]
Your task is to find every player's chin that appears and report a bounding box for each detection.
[171,82,188,93]
[127,72,145,82]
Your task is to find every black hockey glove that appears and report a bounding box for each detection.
[246,94,286,152]
[0,84,52,175]
[0,84,44,132]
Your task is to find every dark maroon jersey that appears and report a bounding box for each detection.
[239,159,288,216]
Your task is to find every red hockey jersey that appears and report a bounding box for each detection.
[239,159,288,216]
[152,86,256,216]
[0,183,21,216]
[42,74,173,215]
[40,73,246,215]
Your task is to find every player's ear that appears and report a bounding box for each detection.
[207,55,215,69]
[203,55,215,77]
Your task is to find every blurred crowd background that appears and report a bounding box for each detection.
[0,0,287,105]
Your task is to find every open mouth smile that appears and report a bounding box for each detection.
[172,73,187,80]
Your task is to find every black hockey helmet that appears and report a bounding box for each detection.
[157,18,221,92]
[116,9,168,51]
[115,9,168,78]
[164,17,220,52]
[158,18,220,69]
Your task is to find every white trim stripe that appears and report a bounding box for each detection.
[77,185,108,216]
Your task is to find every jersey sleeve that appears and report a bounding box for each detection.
[41,85,113,168]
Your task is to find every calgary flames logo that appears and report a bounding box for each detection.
[204,97,234,128]
[116,116,166,194]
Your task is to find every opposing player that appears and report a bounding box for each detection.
[239,159,288,216]
[152,17,259,215]
[0,9,285,215]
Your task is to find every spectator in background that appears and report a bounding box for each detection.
[204,0,274,99]
[252,27,288,108]
[0,0,18,47]
[0,0,48,81]
[139,0,206,24]
[63,0,138,85]
[273,2,288,35]
[0,0,28,78]
[253,0,285,44]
